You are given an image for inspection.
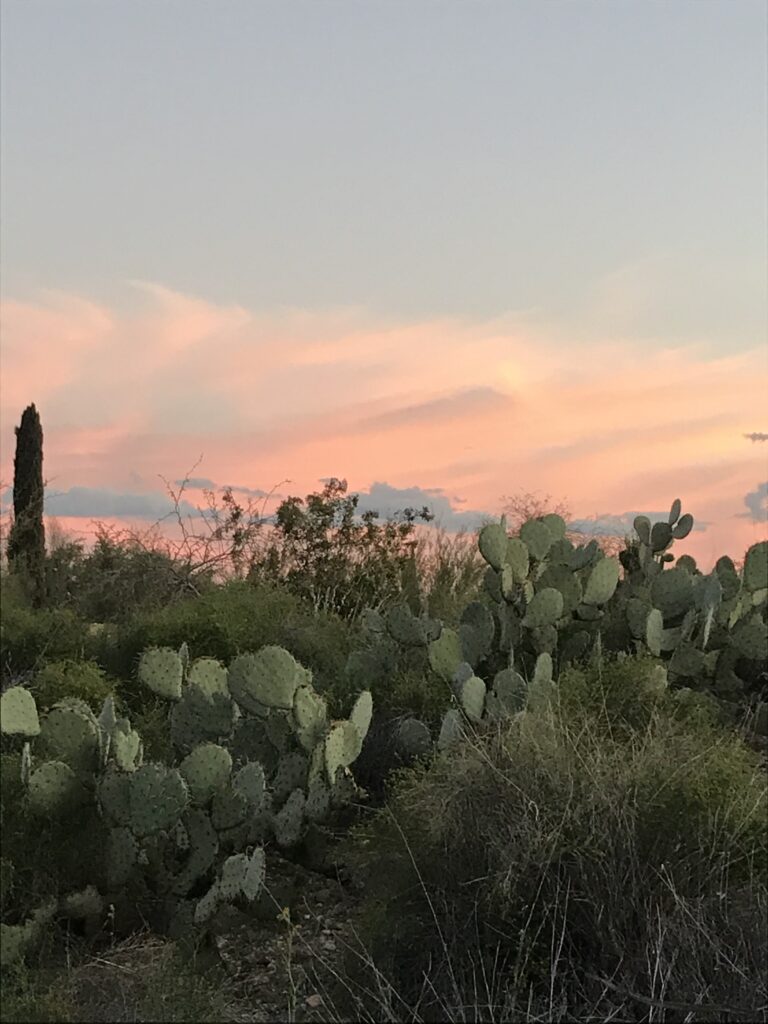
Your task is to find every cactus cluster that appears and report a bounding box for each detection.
[1,642,371,965]
[346,499,767,751]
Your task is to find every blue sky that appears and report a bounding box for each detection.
[2,0,766,348]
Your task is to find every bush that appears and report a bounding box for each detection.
[0,574,89,681]
[30,659,116,713]
[345,657,767,1020]
[101,579,353,713]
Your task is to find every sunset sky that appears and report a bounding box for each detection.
[1,0,766,569]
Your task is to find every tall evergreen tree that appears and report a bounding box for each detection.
[7,403,46,606]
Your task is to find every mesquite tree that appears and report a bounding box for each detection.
[7,404,46,606]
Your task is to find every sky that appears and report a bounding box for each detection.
[1,0,767,569]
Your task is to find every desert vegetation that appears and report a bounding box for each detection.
[1,405,766,1022]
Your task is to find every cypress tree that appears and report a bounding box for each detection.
[7,403,46,606]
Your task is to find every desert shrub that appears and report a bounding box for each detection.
[30,659,116,713]
[0,574,89,680]
[100,579,353,712]
[0,752,108,926]
[345,657,767,1019]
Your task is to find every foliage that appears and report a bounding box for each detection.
[0,641,372,965]
[106,580,352,712]
[1,573,89,681]
[7,405,46,608]
[248,478,435,619]
[346,663,767,1016]
[30,660,116,714]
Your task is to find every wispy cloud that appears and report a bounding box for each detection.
[744,432,768,442]
[2,283,766,568]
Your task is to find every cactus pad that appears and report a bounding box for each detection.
[128,764,188,837]
[0,687,40,737]
[179,743,232,806]
[138,647,183,700]
[229,647,301,712]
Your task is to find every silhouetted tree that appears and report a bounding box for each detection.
[7,403,46,606]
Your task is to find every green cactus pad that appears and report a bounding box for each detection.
[112,719,142,772]
[676,554,697,573]
[349,690,373,744]
[626,597,652,639]
[230,719,280,773]
[669,644,707,679]
[732,619,768,661]
[559,629,591,666]
[483,566,503,603]
[667,498,682,525]
[0,687,40,737]
[128,764,188,837]
[744,541,768,593]
[138,647,183,701]
[527,653,555,711]
[274,788,306,847]
[229,647,301,712]
[242,848,266,901]
[438,709,467,750]
[582,557,620,606]
[395,718,432,757]
[272,751,310,804]
[324,721,362,785]
[459,602,495,665]
[37,703,99,775]
[569,540,599,571]
[633,515,651,545]
[28,761,85,815]
[522,587,564,628]
[500,565,517,599]
[645,608,663,656]
[386,604,428,646]
[233,762,266,810]
[536,565,582,616]
[651,566,694,619]
[540,513,567,542]
[211,788,248,831]
[531,624,558,654]
[194,882,222,924]
[671,514,694,540]
[650,521,673,552]
[519,519,552,561]
[98,767,133,826]
[492,668,527,715]
[478,523,509,570]
[179,743,232,806]
[291,687,327,752]
[304,772,331,822]
[428,628,463,683]
[459,675,486,722]
[187,657,228,693]
[106,827,138,887]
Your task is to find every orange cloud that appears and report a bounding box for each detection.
[2,284,766,569]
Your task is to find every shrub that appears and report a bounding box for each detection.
[0,574,89,680]
[345,656,767,1019]
[30,659,116,713]
[106,580,352,712]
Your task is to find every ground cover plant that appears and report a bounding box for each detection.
[0,468,766,1021]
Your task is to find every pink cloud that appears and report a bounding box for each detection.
[2,284,766,569]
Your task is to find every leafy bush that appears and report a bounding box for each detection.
[105,579,352,712]
[30,659,116,713]
[0,574,89,680]
[346,656,767,1018]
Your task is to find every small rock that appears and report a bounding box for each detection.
[306,994,324,1009]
